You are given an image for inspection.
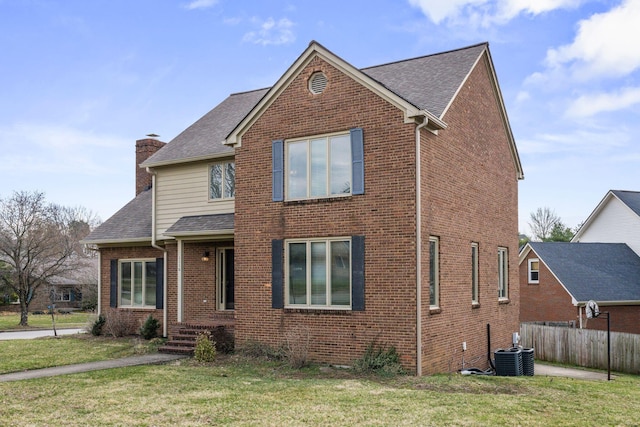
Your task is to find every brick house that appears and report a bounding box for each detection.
[519,190,640,334]
[84,41,523,375]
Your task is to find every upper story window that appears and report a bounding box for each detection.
[287,133,351,200]
[498,247,509,299]
[119,259,157,308]
[471,242,479,304]
[528,258,539,284]
[209,161,235,200]
[272,128,364,202]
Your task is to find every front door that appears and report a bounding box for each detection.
[217,248,234,310]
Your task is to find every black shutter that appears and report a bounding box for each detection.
[272,139,284,202]
[351,236,365,311]
[156,257,164,309]
[350,128,364,195]
[110,259,118,308]
[272,239,284,309]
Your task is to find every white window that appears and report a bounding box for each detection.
[498,247,509,299]
[286,238,351,308]
[119,259,157,308]
[471,243,479,304]
[528,258,539,284]
[429,237,440,307]
[286,133,351,200]
[209,161,235,200]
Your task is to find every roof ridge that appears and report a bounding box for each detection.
[228,87,271,97]
[360,42,488,71]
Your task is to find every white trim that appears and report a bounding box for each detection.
[216,247,234,311]
[141,151,235,169]
[117,258,158,309]
[527,258,540,284]
[208,160,236,201]
[471,242,479,304]
[498,246,509,300]
[415,117,428,376]
[97,251,102,317]
[429,236,440,308]
[177,239,184,322]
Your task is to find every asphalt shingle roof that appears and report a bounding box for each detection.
[612,190,640,217]
[164,214,234,236]
[82,190,152,243]
[529,242,640,302]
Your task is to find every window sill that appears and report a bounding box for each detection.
[116,306,158,310]
[284,308,352,315]
[498,298,510,305]
[472,302,480,309]
[283,195,351,206]
[429,307,441,315]
[528,282,539,285]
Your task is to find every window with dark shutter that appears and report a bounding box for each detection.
[351,235,365,311]
[110,259,118,308]
[156,257,164,309]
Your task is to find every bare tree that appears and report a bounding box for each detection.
[528,207,561,241]
[0,191,95,326]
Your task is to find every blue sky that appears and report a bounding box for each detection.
[1,0,639,235]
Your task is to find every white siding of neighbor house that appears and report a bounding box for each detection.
[155,161,234,238]
[576,197,640,256]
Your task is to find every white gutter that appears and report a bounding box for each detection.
[415,115,429,376]
[148,169,169,338]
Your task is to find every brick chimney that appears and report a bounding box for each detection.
[135,137,166,196]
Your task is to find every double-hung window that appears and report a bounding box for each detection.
[528,258,539,284]
[471,243,479,304]
[287,133,351,199]
[209,161,235,200]
[498,247,509,299]
[119,259,157,308]
[429,236,440,307]
[286,238,351,308]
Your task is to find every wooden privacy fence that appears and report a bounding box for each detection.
[520,323,640,375]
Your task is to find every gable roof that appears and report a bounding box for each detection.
[523,242,640,304]
[141,88,269,168]
[573,190,640,241]
[82,189,152,245]
[361,43,486,118]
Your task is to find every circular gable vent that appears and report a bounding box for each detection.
[309,72,328,94]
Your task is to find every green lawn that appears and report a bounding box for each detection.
[1,337,639,426]
[0,311,92,330]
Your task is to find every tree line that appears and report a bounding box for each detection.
[521,206,579,246]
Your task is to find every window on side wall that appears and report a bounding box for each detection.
[498,247,508,299]
[119,259,157,308]
[285,238,351,309]
[209,161,235,200]
[471,242,479,304]
[528,258,539,284]
[429,236,440,308]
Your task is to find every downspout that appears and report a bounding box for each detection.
[97,251,101,317]
[148,169,168,338]
[415,115,429,376]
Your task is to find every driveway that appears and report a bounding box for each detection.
[0,328,86,340]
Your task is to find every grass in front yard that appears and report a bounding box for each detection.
[0,311,92,330]
[1,336,640,426]
[0,335,137,374]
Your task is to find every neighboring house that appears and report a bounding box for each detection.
[84,41,523,375]
[519,190,640,334]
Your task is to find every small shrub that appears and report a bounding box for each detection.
[89,314,106,336]
[194,330,216,363]
[32,311,45,315]
[284,325,310,369]
[103,308,137,337]
[139,314,160,340]
[238,340,284,360]
[353,340,405,375]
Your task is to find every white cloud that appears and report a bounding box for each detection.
[517,129,627,155]
[566,86,640,118]
[242,17,295,46]
[544,0,640,80]
[408,0,584,26]
[184,0,218,10]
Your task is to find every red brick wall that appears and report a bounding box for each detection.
[419,55,521,374]
[99,246,165,332]
[235,55,419,371]
[135,138,166,196]
[585,305,640,334]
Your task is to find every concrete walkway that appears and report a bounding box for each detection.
[535,362,613,381]
[0,328,86,340]
[0,353,186,382]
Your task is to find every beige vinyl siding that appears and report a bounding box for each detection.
[155,161,234,238]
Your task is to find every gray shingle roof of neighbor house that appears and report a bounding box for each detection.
[164,213,234,236]
[611,190,640,217]
[82,189,153,244]
[142,43,490,168]
[528,242,640,303]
